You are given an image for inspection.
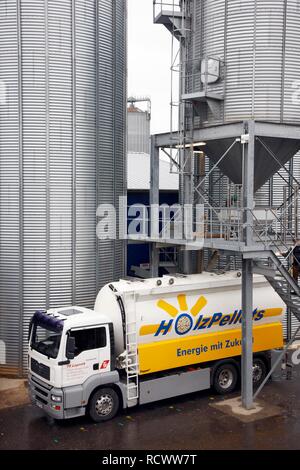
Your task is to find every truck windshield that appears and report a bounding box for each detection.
[29,310,65,359]
[31,324,62,359]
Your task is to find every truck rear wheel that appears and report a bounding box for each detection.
[213,363,238,395]
[88,387,119,423]
[253,358,267,388]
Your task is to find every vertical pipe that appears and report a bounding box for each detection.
[71,0,77,305]
[150,136,160,277]
[112,0,117,281]
[150,136,159,207]
[17,0,24,376]
[95,0,99,291]
[150,246,159,278]
[44,0,50,310]
[196,151,205,273]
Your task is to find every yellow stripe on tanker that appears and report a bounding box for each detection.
[94,271,285,376]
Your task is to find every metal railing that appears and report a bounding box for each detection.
[126,201,299,248]
[182,56,225,97]
[127,204,204,244]
[153,0,182,19]
[160,247,178,265]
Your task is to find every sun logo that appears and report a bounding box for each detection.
[139,294,208,337]
[157,294,208,336]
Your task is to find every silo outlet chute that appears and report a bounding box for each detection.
[205,137,300,192]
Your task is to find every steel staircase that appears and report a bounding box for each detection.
[253,250,300,323]
[153,1,187,40]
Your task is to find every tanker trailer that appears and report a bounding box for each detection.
[28,272,284,422]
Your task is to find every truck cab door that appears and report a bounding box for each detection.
[62,325,111,388]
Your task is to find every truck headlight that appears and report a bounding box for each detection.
[51,395,62,403]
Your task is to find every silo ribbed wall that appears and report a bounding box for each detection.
[186,0,300,126]
[0,0,127,376]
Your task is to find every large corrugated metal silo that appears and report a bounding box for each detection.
[0,0,127,376]
[183,0,300,191]
[187,0,300,124]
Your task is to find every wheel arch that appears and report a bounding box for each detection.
[87,382,124,411]
[81,370,126,407]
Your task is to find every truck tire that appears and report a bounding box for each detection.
[88,387,119,423]
[213,362,238,395]
[253,358,267,388]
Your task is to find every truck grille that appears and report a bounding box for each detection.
[31,358,50,381]
[30,374,52,406]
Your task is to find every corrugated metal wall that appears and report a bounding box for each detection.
[128,109,150,154]
[0,0,127,376]
[186,0,300,126]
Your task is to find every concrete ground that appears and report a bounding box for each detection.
[0,378,28,411]
[0,375,300,450]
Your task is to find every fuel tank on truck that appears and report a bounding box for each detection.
[94,272,285,375]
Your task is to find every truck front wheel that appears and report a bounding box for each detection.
[213,363,238,395]
[88,387,119,423]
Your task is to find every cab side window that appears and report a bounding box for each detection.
[69,327,106,357]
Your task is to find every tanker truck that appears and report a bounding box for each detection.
[28,271,285,422]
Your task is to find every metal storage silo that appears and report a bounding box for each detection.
[186,0,300,124]
[127,104,151,154]
[183,0,300,190]
[0,0,127,376]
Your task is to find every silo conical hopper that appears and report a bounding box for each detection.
[205,137,300,192]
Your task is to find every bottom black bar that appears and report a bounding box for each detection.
[0,450,299,467]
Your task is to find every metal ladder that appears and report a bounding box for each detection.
[124,293,139,403]
[253,250,300,323]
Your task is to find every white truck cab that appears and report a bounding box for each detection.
[28,307,126,421]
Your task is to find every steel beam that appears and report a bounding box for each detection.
[155,122,245,148]
[243,122,255,246]
[242,258,254,409]
[254,121,300,140]
[241,121,255,410]
[154,121,300,149]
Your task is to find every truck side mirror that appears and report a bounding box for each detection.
[66,336,76,360]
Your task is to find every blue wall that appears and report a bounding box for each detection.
[127,191,179,276]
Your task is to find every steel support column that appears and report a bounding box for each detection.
[150,136,160,277]
[242,258,254,409]
[150,244,159,278]
[241,121,255,409]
